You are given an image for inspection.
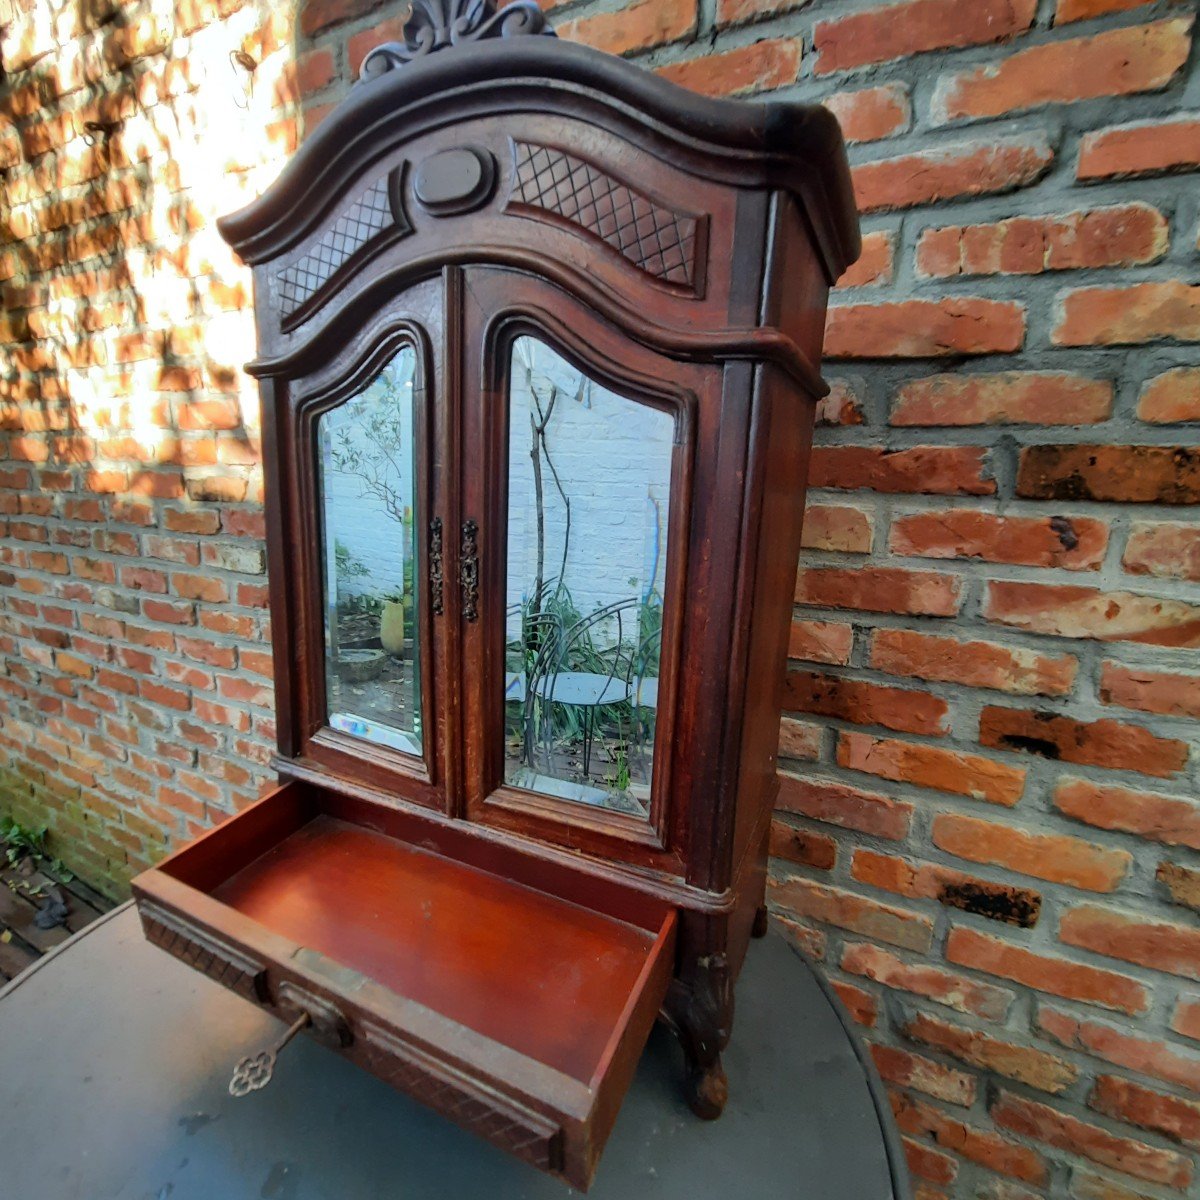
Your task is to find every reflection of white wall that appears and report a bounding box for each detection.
[321,352,416,604]
[506,337,674,641]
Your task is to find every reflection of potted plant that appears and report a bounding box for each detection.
[380,590,410,657]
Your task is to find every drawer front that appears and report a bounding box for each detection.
[361,1020,565,1174]
[139,901,268,1003]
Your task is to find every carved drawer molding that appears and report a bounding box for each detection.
[139,902,269,1003]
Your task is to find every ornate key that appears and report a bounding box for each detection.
[229,1011,310,1097]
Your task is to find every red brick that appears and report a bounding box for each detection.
[788,619,853,665]
[870,629,1076,697]
[557,0,697,56]
[1100,662,1200,719]
[1092,1075,1200,1150]
[1060,904,1200,981]
[984,581,1200,649]
[903,1135,957,1186]
[826,299,1025,358]
[991,1090,1192,1190]
[655,38,800,97]
[1039,1006,1200,1092]
[1054,778,1200,851]
[947,927,1148,1014]
[851,139,1052,214]
[1158,861,1200,913]
[852,848,1042,926]
[813,0,1036,74]
[835,231,894,288]
[871,1043,975,1106]
[1123,522,1200,582]
[769,819,837,870]
[814,448,996,499]
[891,1092,1048,1186]
[1138,367,1200,423]
[715,0,809,25]
[784,670,950,735]
[1171,996,1200,1042]
[891,371,1112,426]
[838,732,1025,806]
[1058,0,1153,19]
[1054,281,1200,346]
[937,20,1191,121]
[841,942,1014,1020]
[775,915,827,961]
[816,382,864,427]
[777,771,914,840]
[980,705,1188,776]
[904,1012,1077,1094]
[796,565,962,615]
[891,510,1107,570]
[801,504,873,553]
[778,716,822,760]
[831,979,877,1027]
[932,812,1130,892]
[1078,115,1200,181]
[917,205,1166,277]
[299,0,381,36]
[825,85,910,145]
[164,507,220,535]
[1018,444,1200,505]
[770,875,934,952]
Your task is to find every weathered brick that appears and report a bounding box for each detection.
[826,299,1025,358]
[991,1090,1192,1190]
[816,382,864,427]
[980,705,1188,776]
[769,875,934,952]
[1158,861,1200,913]
[1137,368,1200,424]
[1054,778,1200,850]
[892,1092,1047,1186]
[938,20,1191,121]
[831,979,877,1027]
[838,731,1025,806]
[299,0,381,36]
[852,138,1052,215]
[824,85,911,145]
[1171,997,1200,1043]
[871,1043,975,1106]
[769,819,837,870]
[852,847,1042,926]
[777,771,914,839]
[557,0,696,56]
[785,670,950,734]
[904,1135,957,1187]
[1078,114,1200,181]
[947,927,1148,1014]
[796,566,962,615]
[890,510,1107,570]
[835,231,894,288]
[843,942,1013,1019]
[1054,281,1200,346]
[1123,522,1200,582]
[801,504,873,553]
[984,581,1200,649]
[916,205,1166,277]
[870,629,1076,697]
[1100,662,1200,719]
[1017,444,1200,505]
[933,812,1131,892]
[813,0,1036,74]
[778,716,822,760]
[891,371,1112,426]
[1092,1074,1200,1151]
[715,0,809,25]
[656,38,800,97]
[788,618,853,665]
[904,1012,1077,1094]
[1039,1006,1200,1092]
[1060,904,1200,980]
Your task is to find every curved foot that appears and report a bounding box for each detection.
[686,1057,728,1120]
[751,904,769,938]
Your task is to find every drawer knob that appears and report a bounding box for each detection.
[229,1011,310,1097]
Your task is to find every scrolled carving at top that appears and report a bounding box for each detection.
[358,0,554,81]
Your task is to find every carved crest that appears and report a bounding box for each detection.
[359,0,554,80]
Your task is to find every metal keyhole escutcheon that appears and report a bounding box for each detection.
[229,1011,311,1097]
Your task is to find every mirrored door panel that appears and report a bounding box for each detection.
[317,345,423,756]
[503,336,674,816]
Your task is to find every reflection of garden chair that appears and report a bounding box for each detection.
[626,624,662,772]
[528,598,638,779]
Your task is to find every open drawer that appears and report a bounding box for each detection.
[131,781,677,1191]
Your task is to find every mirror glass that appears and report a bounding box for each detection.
[317,345,422,756]
[503,336,674,816]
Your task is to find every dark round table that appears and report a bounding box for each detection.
[0,904,910,1199]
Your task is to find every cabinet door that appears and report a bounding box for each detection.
[459,268,728,873]
[276,277,456,810]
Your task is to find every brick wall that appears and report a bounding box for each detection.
[4,1,1200,1197]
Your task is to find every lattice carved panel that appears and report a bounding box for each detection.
[507,141,703,289]
[140,902,268,1002]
